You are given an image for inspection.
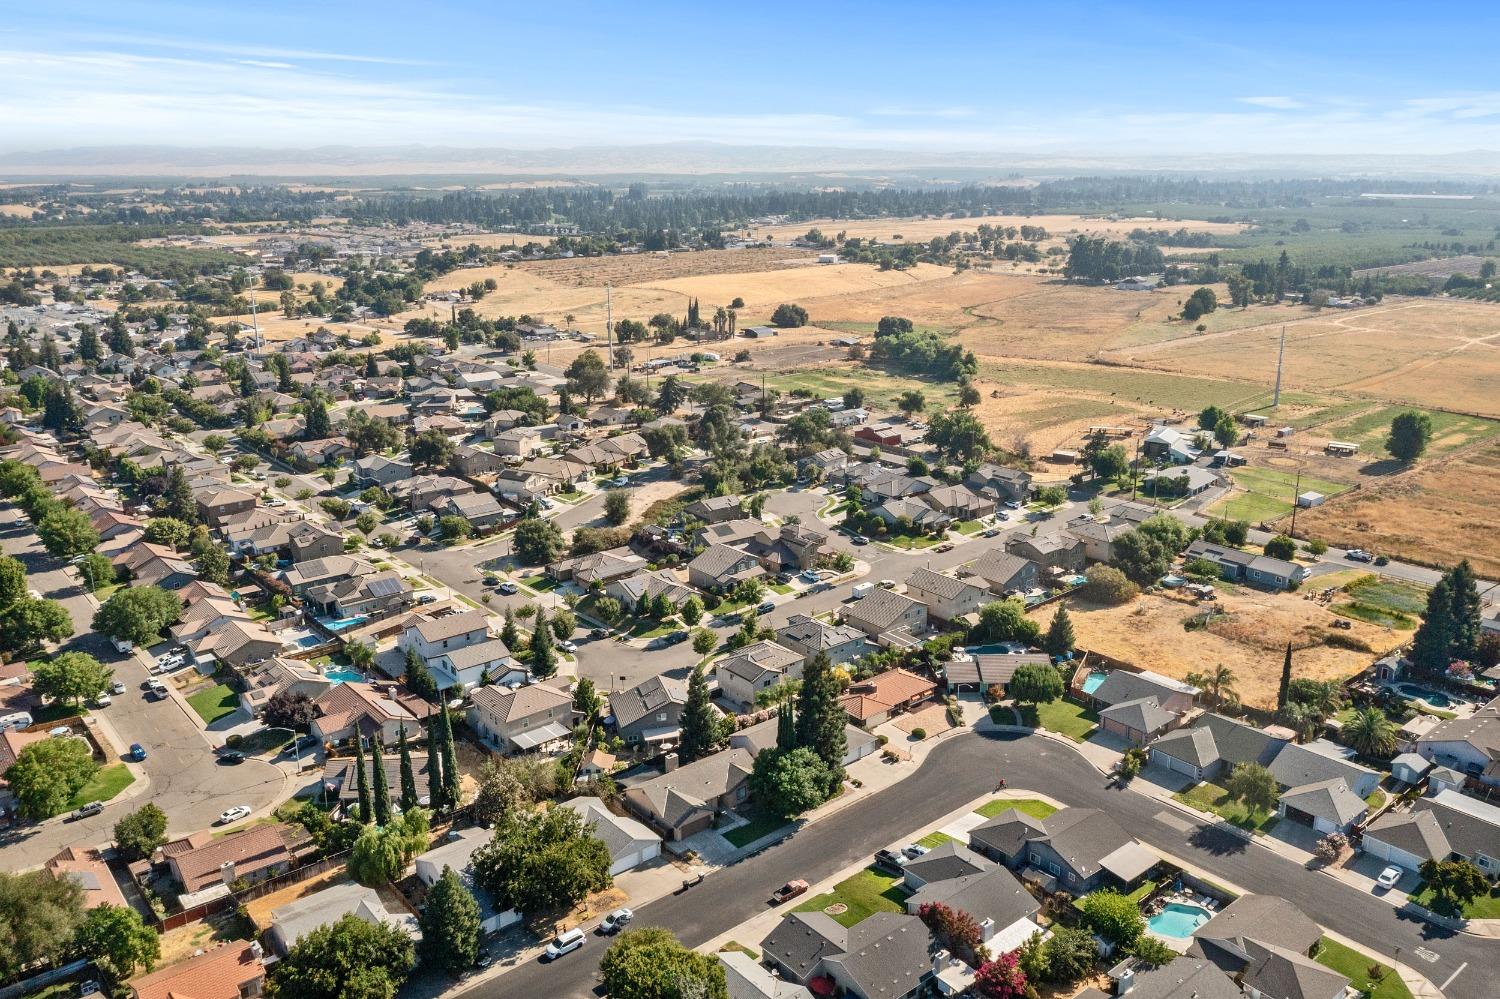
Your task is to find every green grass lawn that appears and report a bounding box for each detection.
[1324,406,1500,460]
[1314,937,1413,999]
[916,831,956,849]
[66,763,134,809]
[974,797,1059,820]
[186,683,241,725]
[879,532,945,550]
[770,583,794,595]
[1365,789,1387,811]
[723,810,792,848]
[520,573,560,592]
[954,520,985,536]
[1212,466,1352,524]
[628,617,679,640]
[1173,782,1280,834]
[1020,700,1098,742]
[793,867,907,928]
[718,941,760,960]
[1409,883,1500,919]
[1330,575,1427,629]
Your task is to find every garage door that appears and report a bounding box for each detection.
[1151,751,1197,778]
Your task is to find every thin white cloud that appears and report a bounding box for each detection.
[236,60,296,70]
[60,32,432,66]
[1237,96,1304,109]
[869,105,975,119]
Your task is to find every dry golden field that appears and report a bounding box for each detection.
[1034,589,1405,709]
[0,204,38,218]
[733,213,1247,246]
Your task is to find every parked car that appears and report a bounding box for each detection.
[544,928,586,961]
[483,573,500,586]
[109,681,126,695]
[770,879,809,905]
[473,952,495,970]
[92,693,112,707]
[1376,866,1403,890]
[610,476,630,487]
[663,630,689,646]
[757,600,776,614]
[799,569,821,583]
[874,848,908,873]
[600,907,634,934]
[497,581,519,595]
[128,743,147,762]
[934,542,954,553]
[589,627,612,639]
[146,680,168,699]
[418,594,438,604]
[217,805,252,825]
[982,527,1002,538]
[264,498,287,507]
[878,579,896,589]
[69,801,105,821]
[900,843,929,860]
[558,640,577,653]
[850,534,869,546]
[1345,549,1373,562]
[218,750,246,765]
[1004,500,1023,510]
[78,981,101,996]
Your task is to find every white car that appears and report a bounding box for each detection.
[217,805,252,825]
[1376,865,1403,890]
[600,907,633,934]
[93,693,112,707]
[109,681,126,695]
[544,927,586,960]
[558,640,577,653]
[264,498,287,508]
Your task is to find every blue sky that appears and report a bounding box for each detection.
[6,1,1500,154]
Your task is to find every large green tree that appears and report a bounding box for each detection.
[92,586,182,647]
[1226,762,1279,814]
[1043,604,1076,658]
[679,662,719,762]
[266,912,415,999]
[7,737,98,819]
[36,506,100,559]
[749,746,832,818]
[0,870,85,978]
[113,803,169,861]
[564,350,611,404]
[1343,706,1397,758]
[1112,515,1190,584]
[1010,663,1064,706]
[1418,859,1489,916]
[74,904,159,981]
[970,598,1041,646]
[472,806,611,913]
[513,518,565,565]
[0,553,25,606]
[32,651,111,708]
[795,653,846,794]
[0,596,73,654]
[419,866,481,975]
[1386,410,1432,463]
[600,927,728,999]
[1080,889,1146,946]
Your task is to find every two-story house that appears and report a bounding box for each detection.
[467,683,575,754]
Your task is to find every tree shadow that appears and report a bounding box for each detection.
[1187,824,1250,857]
[1357,458,1406,477]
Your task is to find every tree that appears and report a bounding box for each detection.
[370,738,392,826]
[679,663,719,762]
[1112,515,1191,585]
[349,810,430,887]
[420,866,481,975]
[897,390,926,417]
[438,708,462,810]
[160,465,196,523]
[1120,747,1148,780]
[353,732,373,823]
[397,726,419,812]
[973,952,1028,999]
[1446,560,1484,660]
[1043,604,1076,657]
[1264,534,1297,561]
[7,736,98,819]
[918,902,984,962]
[842,387,866,410]
[426,721,447,813]
[1343,705,1397,758]
[36,506,100,559]
[472,759,532,827]
[410,429,455,469]
[0,596,67,651]
[113,803,168,861]
[74,904,159,981]
[1010,662,1064,705]
[1198,405,1229,432]
[1411,576,1455,675]
[1419,859,1489,916]
[0,870,85,978]
[679,596,703,626]
[600,927,728,999]
[1181,287,1218,322]
[513,518,565,565]
[438,515,472,542]
[1127,935,1178,968]
[656,374,690,414]
[1037,925,1097,983]
[261,690,315,736]
[1387,410,1433,463]
[32,651,111,709]
[749,746,832,818]
[795,653,846,794]
[1314,832,1348,865]
[0,553,24,606]
[1090,443,1129,481]
[1080,889,1145,946]
[1277,642,1294,711]
[403,645,438,702]
[1081,564,1138,605]
[529,608,557,679]
[604,489,631,526]
[93,586,182,647]
[1226,761,1279,814]
[266,912,415,999]
[692,628,718,658]
[970,598,1041,646]
[771,303,809,327]
[472,806,612,913]
[564,350,611,404]
[193,543,232,586]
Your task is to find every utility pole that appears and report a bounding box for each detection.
[1273,326,1286,409]
[1288,470,1302,537]
[250,292,262,356]
[1130,434,1141,502]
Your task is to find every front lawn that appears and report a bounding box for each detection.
[1173,782,1280,835]
[1314,937,1412,999]
[66,764,135,809]
[954,520,985,536]
[1410,883,1500,919]
[916,831,955,849]
[1020,699,1098,742]
[770,583,794,595]
[974,797,1059,820]
[880,533,945,550]
[793,867,907,928]
[520,574,560,592]
[187,683,241,725]
[722,810,791,848]
[628,617,680,640]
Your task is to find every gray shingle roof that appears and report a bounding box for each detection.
[1278,778,1366,827]
[1187,893,1323,971]
[1092,670,1197,707]
[1268,742,1379,791]
[1099,695,1177,735]
[901,840,994,883]
[609,675,687,730]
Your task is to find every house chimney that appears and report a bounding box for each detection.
[978,916,995,941]
[932,949,950,976]
[1117,966,1136,995]
[220,860,236,885]
[663,752,679,773]
[250,941,264,960]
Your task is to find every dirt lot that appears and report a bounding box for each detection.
[1035,588,1404,710]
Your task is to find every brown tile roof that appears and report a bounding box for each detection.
[130,941,265,999]
[170,824,292,894]
[838,668,935,720]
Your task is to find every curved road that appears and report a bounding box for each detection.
[473,730,1490,999]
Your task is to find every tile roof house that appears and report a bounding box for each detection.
[609,675,693,747]
[238,658,334,716]
[967,806,1156,895]
[713,640,806,710]
[623,747,754,840]
[685,494,747,524]
[129,941,267,999]
[467,682,574,754]
[546,547,647,585]
[902,567,988,622]
[922,483,996,520]
[167,823,300,900]
[838,668,936,727]
[310,681,432,745]
[45,848,128,910]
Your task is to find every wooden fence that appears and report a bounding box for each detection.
[155,850,350,932]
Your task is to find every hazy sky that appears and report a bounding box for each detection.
[6,1,1500,155]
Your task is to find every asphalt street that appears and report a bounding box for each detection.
[471,730,1492,999]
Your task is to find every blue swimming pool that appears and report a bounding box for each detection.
[1147,902,1212,938]
[1396,683,1452,708]
[326,670,365,685]
[1081,671,1108,696]
[293,634,324,649]
[316,614,369,632]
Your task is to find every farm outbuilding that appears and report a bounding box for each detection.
[1297,491,1326,508]
[1324,441,1360,456]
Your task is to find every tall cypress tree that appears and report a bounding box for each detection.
[530,608,557,679]
[370,737,391,826]
[352,733,372,823]
[1277,642,1294,711]
[426,717,447,812]
[797,653,847,793]
[679,663,718,762]
[776,700,797,751]
[1447,560,1483,659]
[397,725,419,812]
[1412,577,1455,676]
[438,709,461,811]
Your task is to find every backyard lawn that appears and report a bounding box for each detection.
[1021,699,1098,742]
[793,867,907,928]
[66,764,135,809]
[187,683,241,725]
[974,797,1059,820]
[1173,782,1280,834]
[722,810,791,848]
[1410,883,1500,919]
[1314,937,1413,999]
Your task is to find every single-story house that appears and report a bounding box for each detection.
[1148,712,1292,783]
[687,543,764,592]
[1276,778,1368,835]
[268,881,419,956]
[561,796,662,876]
[622,747,755,841]
[413,829,521,933]
[1416,695,1500,788]
[838,668,935,727]
[1184,540,1311,592]
[968,805,1156,896]
[1099,696,1181,746]
[1268,740,1382,800]
[1362,788,1500,878]
[1089,669,1199,714]
[129,941,267,999]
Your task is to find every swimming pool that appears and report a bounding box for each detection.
[1147,902,1212,938]
[1081,671,1108,696]
[326,670,365,685]
[316,614,370,632]
[1396,683,1452,708]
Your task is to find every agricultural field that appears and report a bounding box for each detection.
[1036,588,1405,710]
[1319,405,1500,460]
[734,213,1247,252]
[1210,465,1354,525]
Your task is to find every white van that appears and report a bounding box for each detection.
[851,582,874,600]
[544,927,585,961]
[0,712,33,732]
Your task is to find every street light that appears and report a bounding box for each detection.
[261,726,307,772]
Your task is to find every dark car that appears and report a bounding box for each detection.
[482,573,500,586]
[218,750,245,765]
[590,627,612,639]
[874,849,907,874]
[934,543,954,553]
[127,743,147,762]
[664,630,689,645]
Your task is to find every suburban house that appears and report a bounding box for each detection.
[904,863,1042,956]
[1064,516,1135,563]
[965,462,1032,504]
[922,483,996,521]
[431,637,519,693]
[869,497,951,533]
[129,941,267,999]
[304,570,415,620]
[467,682,574,755]
[714,640,806,710]
[400,610,490,669]
[1276,778,1369,835]
[1269,740,1382,799]
[309,681,432,745]
[1187,893,1323,975]
[320,751,433,813]
[196,487,257,527]
[167,823,303,903]
[1089,669,1199,714]
[1416,695,1500,787]
[961,550,1042,595]
[838,668,936,728]
[238,658,334,716]
[1148,712,1292,782]
[1112,958,1247,999]
[841,588,929,643]
[268,881,419,956]
[775,614,872,668]
[685,494,747,524]
[745,523,830,573]
[1185,540,1312,591]
[729,716,881,768]
[902,567,988,622]
[967,805,1157,895]
[352,454,414,488]
[1005,533,1086,573]
[443,491,511,530]
[546,547,647,586]
[281,555,375,596]
[561,796,663,876]
[604,569,697,611]
[687,543,764,592]
[622,747,755,840]
[451,444,505,478]
[943,651,1052,694]
[719,950,813,999]
[1142,425,1199,464]
[1099,697,1182,746]
[413,829,521,934]
[1362,788,1500,878]
[761,911,933,999]
[610,675,691,747]
[286,521,345,563]
[900,840,993,890]
[45,847,128,910]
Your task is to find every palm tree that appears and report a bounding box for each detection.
[1276,700,1320,742]
[1343,706,1397,758]
[1186,664,1237,711]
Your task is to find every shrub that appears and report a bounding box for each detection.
[1081,564,1138,605]
[911,728,927,740]
[225,733,243,749]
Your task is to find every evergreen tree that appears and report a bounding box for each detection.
[397,725,419,813]
[1447,560,1483,659]
[365,353,379,378]
[370,737,391,826]
[303,398,331,440]
[438,709,461,811]
[1043,604,1076,658]
[500,608,519,648]
[353,733,373,823]
[796,653,847,793]
[529,608,557,679]
[419,866,481,975]
[1412,577,1455,676]
[679,663,718,762]
[776,701,797,751]
[426,720,447,812]
[162,465,196,523]
[1277,643,1293,711]
[404,644,438,702]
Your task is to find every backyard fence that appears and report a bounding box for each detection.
[155,849,351,932]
